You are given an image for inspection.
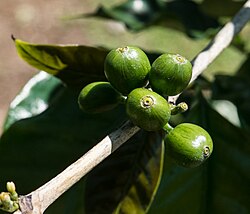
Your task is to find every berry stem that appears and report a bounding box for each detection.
[163,123,174,134]
[170,102,188,115]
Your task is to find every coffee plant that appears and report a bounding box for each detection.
[0,1,250,213]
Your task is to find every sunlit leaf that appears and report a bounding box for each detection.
[3,71,61,131]
[14,38,108,87]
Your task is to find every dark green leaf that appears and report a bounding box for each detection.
[188,95,250,213]
[200,0,245,17]
[237,53,250,78]
[3,72,62,131]
[14,38,108,87]
[212,74,250,131]
[164,0,219,38]
[149,160,208,214]
[82,0,219,38]
[0,73,127,214]
[85,131,164,214]
[84,0,161,31]
[149,93,250,213]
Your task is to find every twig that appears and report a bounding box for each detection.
[15,121,139,214]
[15,1,250,213]
[168,0,250,104]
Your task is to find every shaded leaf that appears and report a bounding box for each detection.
[85,0,161,31]
[188,94,250,213]
[149,93,250,213]
[0,73,127,214]
[148,149,208,213]
[237,53,250,78]
[85,131,164,214]
[164,0,219,38]
[200,0,245,17]
[14,38,108,87]
[211,100,241,127]
[82,0,219,38]
[212,74,250,131]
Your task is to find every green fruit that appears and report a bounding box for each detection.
[78,82,123,114]
[149,53,192,96]
[165,123,213,168]
[104,46,151,95]
[126,88,171,131]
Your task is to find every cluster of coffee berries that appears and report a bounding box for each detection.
[78,46,213,168]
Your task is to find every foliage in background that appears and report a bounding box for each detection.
[0,0,250,213]
[83,0,221,37]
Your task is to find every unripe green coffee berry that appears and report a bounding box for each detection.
[126,88,171,131]
[149,53,192,96]
[78,82,123,114]
[164,123,213,168]
[104,46,151,95]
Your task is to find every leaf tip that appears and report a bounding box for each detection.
[11,34,16,42]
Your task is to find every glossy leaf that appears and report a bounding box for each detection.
[149,93,250,213]
[0,73,127,214]
[3,71,62,131]
[211,100,241,127]
[14,38,108,87]
[85,131,164,214]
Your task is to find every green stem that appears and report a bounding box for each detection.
[163,123,174,134]
[170,102,188,115]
